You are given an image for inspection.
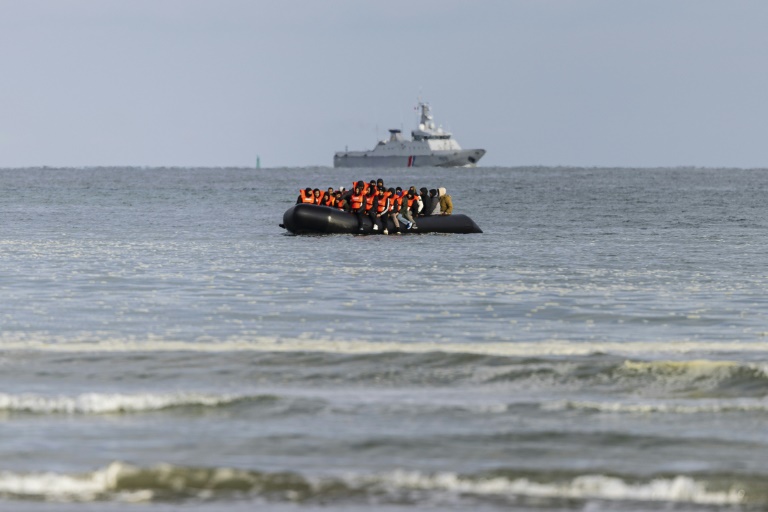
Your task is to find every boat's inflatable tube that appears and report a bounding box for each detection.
[280,204,482,235]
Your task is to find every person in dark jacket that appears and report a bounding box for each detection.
[349,185,367,231]
[418,187,433,217]
[428,189,440,215]
[363,186,378,231]
[296,187,313,204]
[370,187,390,234]
[387,187,402,234]
[321,187,335,207]
[334,191,347,211]
[397,189,420,230]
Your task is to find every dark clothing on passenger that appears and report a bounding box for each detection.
[428,189,440,215]
[370,195,390,231]
[420,192,436,216]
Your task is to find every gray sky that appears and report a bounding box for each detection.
[2,0,767,168]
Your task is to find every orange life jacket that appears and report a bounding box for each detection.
[365,193,376,211]
[300,190,314,203]
[376,195,389,214]
[350,192,365,210]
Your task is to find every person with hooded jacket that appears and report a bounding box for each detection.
[349,185,367,231]
[296,187,314,204]
[418,187,432,217]
[398,189,420,230]
[439,187,453,215]
[370,187,390,233]
[427,189,440,216]
[386,187,402,233]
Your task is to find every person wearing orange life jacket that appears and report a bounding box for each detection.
[321,187,336,207]
[397,188,420,230]
[386,187,402,234]
[393,187,408,231]
[370,186,391,234]
[406,185,424,216]
[349,185,367,232]
[296,187,314,204]
[335,187,348,210]
[362,186,379,231]
[311,188,324,205]
[333,191,346,211]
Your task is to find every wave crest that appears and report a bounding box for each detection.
[0,462,761,506]
[0,392,260,414]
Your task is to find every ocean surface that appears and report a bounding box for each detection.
[1,166,768,511]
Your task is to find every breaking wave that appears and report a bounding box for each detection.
[545,398,768,414]
[2,358,767,414]
[607,360,768,398]
[0,462,761,507]
[4,335,768,357]
[0,392,281,415]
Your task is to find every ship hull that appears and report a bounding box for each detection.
[280,204,482,235]
[333,149,485,168]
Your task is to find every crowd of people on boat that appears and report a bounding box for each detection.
[295,178,453,234]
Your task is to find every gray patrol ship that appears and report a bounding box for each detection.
[334,102,485,168]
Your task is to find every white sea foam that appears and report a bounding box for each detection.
[620,359,741,375]
[0,463,749,506]
[0,462,151,502]
[543,398,768,414]
[379,470,746,505]
[0,392,244,414]
[2,333,768,358]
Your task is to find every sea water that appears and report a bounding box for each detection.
[1,166,767,511]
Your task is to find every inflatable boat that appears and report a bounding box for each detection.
[280,204,482,235]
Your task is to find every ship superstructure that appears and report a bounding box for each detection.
[334,102,485,168]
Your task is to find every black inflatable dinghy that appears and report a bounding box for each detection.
[280,204,482,235]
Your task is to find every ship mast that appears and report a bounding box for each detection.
[419,102,434,129]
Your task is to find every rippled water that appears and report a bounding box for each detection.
[2,166,768,511]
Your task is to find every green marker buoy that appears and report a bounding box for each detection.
[256,155,261,169]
